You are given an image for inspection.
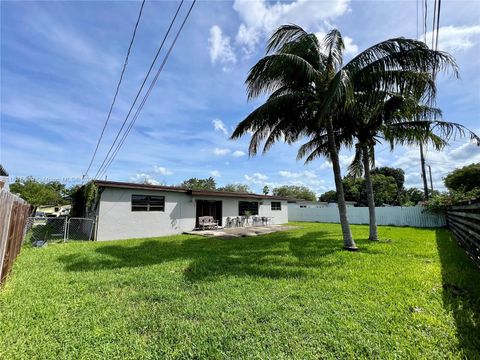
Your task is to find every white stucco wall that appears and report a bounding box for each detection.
[96,187,288,241]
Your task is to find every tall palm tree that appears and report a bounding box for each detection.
[231,24,455,250]
[300,93,480,241]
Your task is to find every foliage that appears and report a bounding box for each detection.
[272,185,316,201]
[263,185,270,195]
[424,188,480,213]
[10,177,67,207]
[371,167,405,190]
[319,174,398,206]
[319,190,337,203]
[444,163,480,192]
[218,184,250,193]
[2,223,479,358]
[181,177,216,190]
[365,174,398,206]
[70,182,98,217]
[404,187,424,205]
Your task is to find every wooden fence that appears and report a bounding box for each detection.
[0,190,30,285]
[446,200,480,267]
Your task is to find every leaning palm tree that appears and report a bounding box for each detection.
[231,24,456,250]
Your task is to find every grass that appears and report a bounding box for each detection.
[1,222,479,359]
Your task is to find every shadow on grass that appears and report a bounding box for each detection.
[58,230,370,280]
[435,228,480,358]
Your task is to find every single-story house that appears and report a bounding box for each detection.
[92,181,289,241]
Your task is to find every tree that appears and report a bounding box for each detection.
[218,183,250,193]
[10,177,66,214]
[319,190,337,203]
[444,163,480,192]
[272,185,316,201]
[405,187,424,205]
[180,177,216,190]
[262,185,269,195]
[362,174,398,206]
[233,24,460,249]
[320,174,398,206]
[371,167,405,205]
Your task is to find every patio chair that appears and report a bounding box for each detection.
[226,217,235,228]
[198,216,219,230]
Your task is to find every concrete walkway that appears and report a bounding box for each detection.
[184,225,297,239]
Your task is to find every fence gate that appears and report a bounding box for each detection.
[25,217,67,243]
[25,217,95,243]
[66,218,95,241]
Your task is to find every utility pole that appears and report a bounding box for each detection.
[428,165,434,194]
[420,142,429,200]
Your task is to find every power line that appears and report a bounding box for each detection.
[95,0,196,179]
[83,0,146,179]
[93,0,186,179]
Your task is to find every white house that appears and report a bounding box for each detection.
[93,181,289,241]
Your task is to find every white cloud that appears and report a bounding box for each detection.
[209,170,221,177]
[422,25,480,52]
[232,150,246,157]
[394,140,480,190]
[212,118,228,135]
[130,173,160,185]
[244,172,268,184]
[279,170,318,179]
[209,25,237,69]
[233,0,350,53]
[153,166,173,175]
[213,147,231,156]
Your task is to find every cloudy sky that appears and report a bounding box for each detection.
[1,0,479,196]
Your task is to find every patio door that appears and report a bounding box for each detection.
[195,200,222,227]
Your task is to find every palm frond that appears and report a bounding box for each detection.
[266,24,309,54]
[246,54,319,100]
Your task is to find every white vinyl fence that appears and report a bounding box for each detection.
[289,206,446,228]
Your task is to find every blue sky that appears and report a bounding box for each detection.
[1,0,479,196]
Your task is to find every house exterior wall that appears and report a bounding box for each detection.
[96,187,288,241]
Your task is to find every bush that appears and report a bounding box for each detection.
[423,188,480,213]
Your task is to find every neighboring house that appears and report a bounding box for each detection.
[288,200,328,209]
[0,164,9,191]
[93,180,289,241]
[327,201,357,208]
[37,204,71,217]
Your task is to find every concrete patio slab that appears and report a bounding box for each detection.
[184,225,297,239]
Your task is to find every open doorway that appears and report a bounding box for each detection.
[195,200,222,227]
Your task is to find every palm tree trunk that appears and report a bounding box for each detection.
[419,142,429,200]
[362,145,378,241]
[326,119,357,250]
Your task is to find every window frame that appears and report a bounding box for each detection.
[131,194,165,212]
[238,201,259,216]
[271,201,282,211]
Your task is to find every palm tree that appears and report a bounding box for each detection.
[231,24,455,250]
[300,92,479,241]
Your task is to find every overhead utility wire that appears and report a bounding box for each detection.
[83,0,146,179]
[95,0,196,179]
[93,0,186,179]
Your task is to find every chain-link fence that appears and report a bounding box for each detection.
[65,218,94,241]
[24,217,95,243]
[25,217,67,243]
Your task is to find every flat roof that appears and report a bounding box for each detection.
[94,180,288,200]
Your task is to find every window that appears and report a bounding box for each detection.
[132,195,165,212]
[271,201,282,211]
[238,201,258,215]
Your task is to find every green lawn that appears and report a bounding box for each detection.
[1,223,479,359]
